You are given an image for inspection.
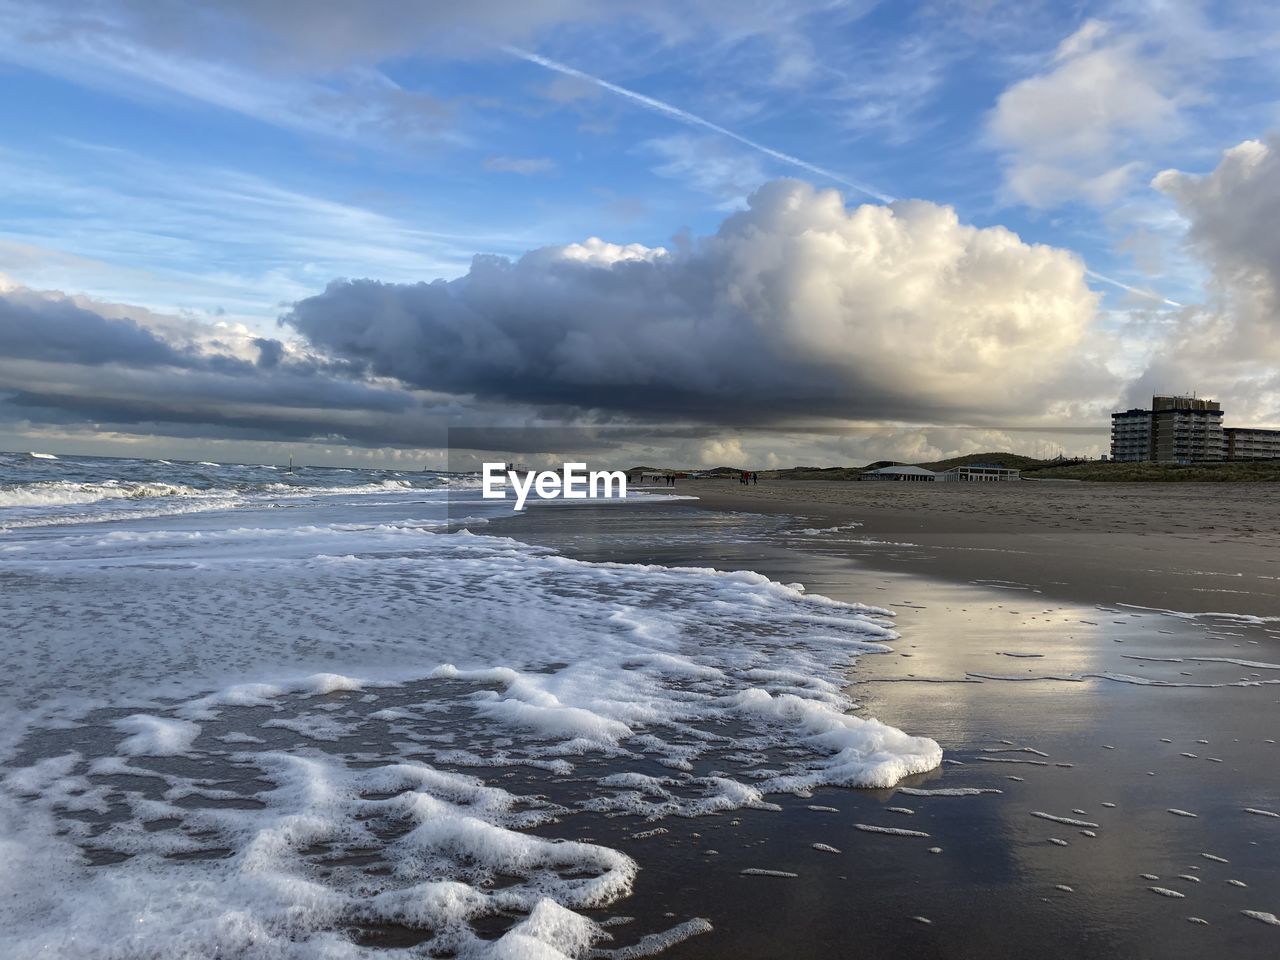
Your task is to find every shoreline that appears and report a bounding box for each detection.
[659,480,1280,618]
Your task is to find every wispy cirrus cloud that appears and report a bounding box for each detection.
[482,156,557,175]
[504,46,896,203]
[0,143,545,329]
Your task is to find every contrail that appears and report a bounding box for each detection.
[509,46,1181,309]
[1085,269,1183,308]
[504,46,895,204]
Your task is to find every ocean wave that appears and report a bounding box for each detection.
[0,476,474,511]
[0,480,211,508]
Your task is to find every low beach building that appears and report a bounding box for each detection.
[938,463,1021,482]
[859,465,937,481]
[1224,427,1280,461]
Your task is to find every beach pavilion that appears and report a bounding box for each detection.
[859,465,939,481]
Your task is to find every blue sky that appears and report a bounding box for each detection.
[1,1,1279,466]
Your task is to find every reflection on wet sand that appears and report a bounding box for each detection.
[497,500,1280,959]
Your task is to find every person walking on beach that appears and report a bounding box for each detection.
[752,472,758,484]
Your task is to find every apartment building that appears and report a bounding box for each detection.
[1110,396,1224,464]
[1224,427,1280,461]
[1110,408,1153,462]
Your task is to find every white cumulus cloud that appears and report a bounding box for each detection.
[990,19,1180,208]
[285,179,1111,426]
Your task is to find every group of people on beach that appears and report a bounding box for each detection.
[740,471,758,485]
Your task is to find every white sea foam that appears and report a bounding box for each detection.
[1031,811,1099,828]
[594,918,714,958]
[968,670,1280,689]
[114,714,201,756]
[0,496,940,957]
[854,824,930,838]
[975,757,1048,766]
[0,479,212,508]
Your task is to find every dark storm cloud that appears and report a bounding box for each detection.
[0,283,437,447]
[254,337,286,369]
[0,287,191,368]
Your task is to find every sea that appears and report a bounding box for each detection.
[0,451,939,958]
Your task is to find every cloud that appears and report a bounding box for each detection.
[505,47,893,202]
[0,279,447,447]
[0,2,856,154]
[1153,138,1280,346]
[644,134,768,205]
[989,19,1179,207]
[285,179,1111,428]
[482,156,557,175]
[0,144,542,329]
[0,2,468,148]
[1132,137,1280,424]
[0,284,191,368]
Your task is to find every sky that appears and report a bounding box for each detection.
[1,0,1279,468]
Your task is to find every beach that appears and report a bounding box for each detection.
[2,460,1277,958]
[677,479,1280,617]
[491,483,1280,957]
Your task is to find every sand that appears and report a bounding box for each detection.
[488,493,1280,958]
[673,480,1280,617]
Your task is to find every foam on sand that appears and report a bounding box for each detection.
[114,715,201,756]
[0,506,942,957]
[593,918,715,958]
[854,824,931,838]
[896,787,1001,797]
[975,756,1048,766]
[1031,811,1099,829]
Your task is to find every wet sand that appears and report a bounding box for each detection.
[675,480,1280,617]
[491,497,1280,958]
[14,490,1274,958]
